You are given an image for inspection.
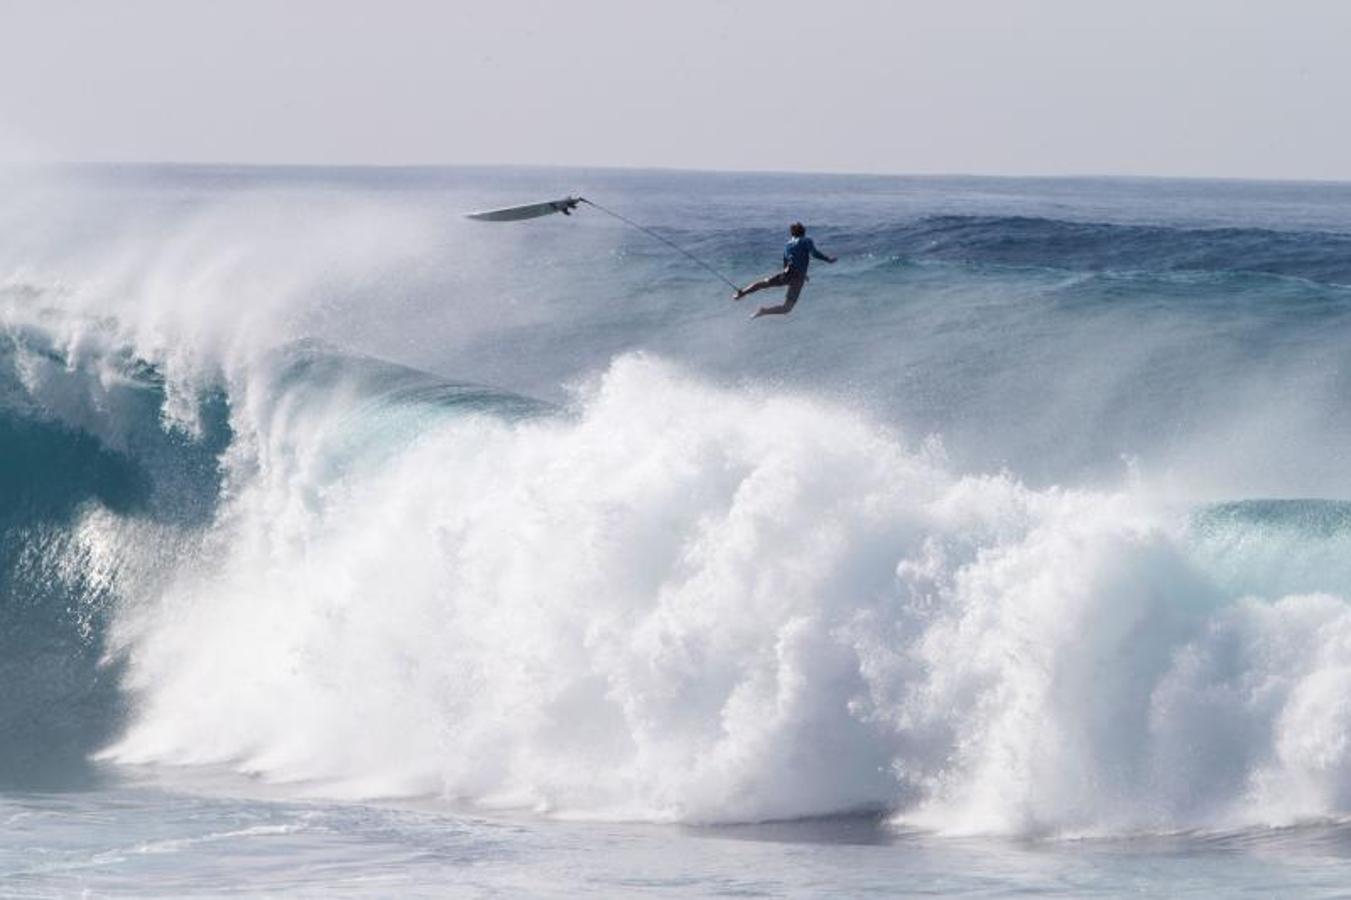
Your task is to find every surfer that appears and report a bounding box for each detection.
[733,222,836,319]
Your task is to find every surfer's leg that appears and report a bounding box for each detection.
[734,270,789,300]
[751,275,804,318]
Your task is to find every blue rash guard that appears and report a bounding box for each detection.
[784,235,829,275]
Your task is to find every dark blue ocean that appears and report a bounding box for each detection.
[7,165,1351,895]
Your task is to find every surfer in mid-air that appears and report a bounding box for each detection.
[733,222,836,319]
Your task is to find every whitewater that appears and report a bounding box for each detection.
[7,165,1351,895]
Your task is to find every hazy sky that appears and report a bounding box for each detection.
[3,0,1349,179]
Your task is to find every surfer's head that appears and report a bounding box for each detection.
[790,222,806,237]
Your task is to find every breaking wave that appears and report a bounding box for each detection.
[5,301,1351,835]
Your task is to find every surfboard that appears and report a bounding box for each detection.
[465,197,582,221]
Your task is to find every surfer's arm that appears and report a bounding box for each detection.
[811,246,837,264]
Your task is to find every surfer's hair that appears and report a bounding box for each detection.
[790,222,806,237]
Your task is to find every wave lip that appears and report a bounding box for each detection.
[0,316,539,791]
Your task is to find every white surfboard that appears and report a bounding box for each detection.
[465,197,583,221]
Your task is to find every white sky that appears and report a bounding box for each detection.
[2,0,1349,179]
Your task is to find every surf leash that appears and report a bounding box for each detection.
[575,197,740,291]
[467,195,740,291]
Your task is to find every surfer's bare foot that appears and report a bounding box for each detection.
[750,308,766,320]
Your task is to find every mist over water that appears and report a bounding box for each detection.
[6,165,1351,894]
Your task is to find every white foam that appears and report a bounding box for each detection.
[89,352,1351,832]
